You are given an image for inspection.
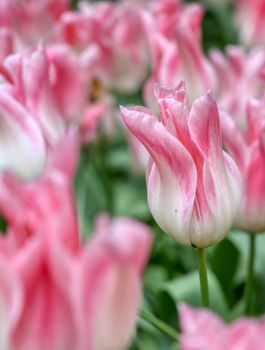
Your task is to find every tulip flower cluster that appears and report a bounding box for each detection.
[1,0,265,349]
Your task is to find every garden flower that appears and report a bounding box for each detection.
[2,46,65,145]
[58,2,149,94]
[0,130,80,251]
[210,46,265,128]
[143,3,216,110]
[0,128,152,349]
[221,98,265,234]
[121,83,241,247]
[0,87,46,180]
[179,304,265,350]
[0,212,151,350]
[235,0,265,47]
[0,0,69,48]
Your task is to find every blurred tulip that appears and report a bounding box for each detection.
[59,2,149,94]
[2,46,65,145]
[221,98,265,233]
[121,83,241,247]
[144,3,216,110]
[0,87,46,180]
[47,44,88,121]
[179,304,265,350]
[235,0,265,47]
[210,46,265,128]
[0,0,69,48]
[77,215,152,350]
[0,129,80,251]
[0,212,151,350]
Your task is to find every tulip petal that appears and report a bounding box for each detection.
[188,93,223,167]
[121,106,197,244]
[0,90,46,180]
[79,216,152,350]
[220,111,247,170]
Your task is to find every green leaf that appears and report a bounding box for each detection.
[113,182,150,220]
[210,238,240,305]
[163,270,229,318]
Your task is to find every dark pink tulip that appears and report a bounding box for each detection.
[121,84,241,247]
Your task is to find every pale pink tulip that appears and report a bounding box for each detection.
[179,304,265,350]
[0,129,80,251]
[221,98,265,233]
[0,87,46,180]
[121,83,241,247]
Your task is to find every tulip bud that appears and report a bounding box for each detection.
[121,83,241,247]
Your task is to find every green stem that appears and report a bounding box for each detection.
[140,309,179,341]
[197,247,210,307]
[244,234,256,315]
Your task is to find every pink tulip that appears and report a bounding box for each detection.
[0,210,151,350]
[76,214,152,350]
[2,46,65,145]
[121,83,241,247]
[0,87,46,180]
[179,304,265,350]
[210,46,265,128]
[235,0,265,47]
[47,43,88,121]
[58,2,149,93]
[143,3,216,110]
[0,129,80,252]
[221,98,265,233]
[0,0,69,48]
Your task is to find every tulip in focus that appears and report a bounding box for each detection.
[179,304,265,350]
[121,83,241,247]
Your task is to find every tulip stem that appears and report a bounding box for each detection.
[244,234,256,315]
[197,247,210,307]
[140,309,179,341]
